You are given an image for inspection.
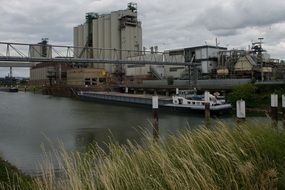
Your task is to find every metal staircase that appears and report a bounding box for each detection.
[150,65,165,80]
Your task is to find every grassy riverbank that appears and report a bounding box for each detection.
[1,122,285,189]
[0,157,33,190]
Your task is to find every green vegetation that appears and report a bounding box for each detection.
[228,83,257,107]
[17,85,44,93]
[1,122,285,189]
[0,157,33,190]
[228,83,285,108]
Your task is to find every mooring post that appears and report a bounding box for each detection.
[152,96,159,141]
[24,85,27,92]
[236,100,246,123]
[33,86,36,94]
[176,88,179,95]
[271,94,278,127]
[204,91,210,126]
[166,91,169,96]
[125,87,128,93]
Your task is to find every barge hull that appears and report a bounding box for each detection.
[78,93,231,115]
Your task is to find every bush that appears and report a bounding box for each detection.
[0,158,33,190]
[228,83,257,107]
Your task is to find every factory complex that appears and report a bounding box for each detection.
[29,3,285,91]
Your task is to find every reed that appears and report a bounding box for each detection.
[1,122,284,190]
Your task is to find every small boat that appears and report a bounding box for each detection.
[78,90,232,114]
[0,87,18,93]
[9,87,18,93]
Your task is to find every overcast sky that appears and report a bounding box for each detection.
[0,0,285,77]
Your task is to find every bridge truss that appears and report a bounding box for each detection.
[0,42,199,67]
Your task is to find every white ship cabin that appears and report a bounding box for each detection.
[172,93,224,106]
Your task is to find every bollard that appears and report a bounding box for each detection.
[271,94,278,127]
[204,91,210,125]
[125,87,128,93]
[152,96,159,141]
[24,86,27,92]
[236,100,246,123]
[33,86,36,94]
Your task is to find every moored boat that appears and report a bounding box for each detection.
[0,87,18,93]
[77,91,232,114]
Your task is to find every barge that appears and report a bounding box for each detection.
[78,91,232,114]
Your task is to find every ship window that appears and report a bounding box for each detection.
[188,101,191,104]
[193,102,195,105]
[178,98,183,104]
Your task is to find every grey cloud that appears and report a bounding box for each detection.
[194,0,285,36]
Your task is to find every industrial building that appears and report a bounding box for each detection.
[30,62,71,85]
[73,3,142,73]
[67,68,108,86]
[29,38,52,58]
[215,38,284,81]
[124,45,227,82]
[28,2,284,89]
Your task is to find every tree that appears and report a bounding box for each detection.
[228,83,257,107]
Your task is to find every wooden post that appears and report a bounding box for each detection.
[24,85,27,92]
[236,100,246,123]
[152,96,159,141]
[204,91,210,125]
[271,94,278,127]
[282,94,285,128]
[33,86,36,94]
[282,94,285,120]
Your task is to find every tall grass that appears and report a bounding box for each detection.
[1,122,285,190]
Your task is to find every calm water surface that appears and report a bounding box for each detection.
[0,91,270,175]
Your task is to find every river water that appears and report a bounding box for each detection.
[0,91,271,175]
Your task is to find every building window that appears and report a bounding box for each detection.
[99,78,106,83]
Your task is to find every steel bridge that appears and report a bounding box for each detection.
[0,42,199,67]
